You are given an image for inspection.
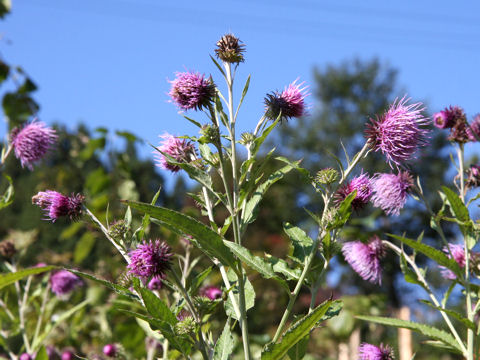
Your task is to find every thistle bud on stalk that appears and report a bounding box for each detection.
[32,191,84,222]
[215,33,245,64]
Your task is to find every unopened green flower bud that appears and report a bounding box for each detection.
[316,168,339,185]
[174,316,196,335]
[108,220,128,240]
[239,132,255,146]
[200,124,220,145]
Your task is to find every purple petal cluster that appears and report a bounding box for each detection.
[169,71,215,111]
[467,114,480,141]
[358,343,394,360]
[372,171,413,216]
[32,190,84,222]
[61,351,74,360]
[264,80,308,121]
[200,285,222,300]
[10,121,57,170]
[50,270,82,297]
[433,105,465,129]
[19,354,32,360]
[103,344,117,357]
[335,172,372,210]
[147,274,165,291]
[127,240,172,280]
[342,236,386,284]
[440,243,466,280]
[365,97,429,167]
[154,133,197,173]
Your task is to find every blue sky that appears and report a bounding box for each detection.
[1,0,480,164]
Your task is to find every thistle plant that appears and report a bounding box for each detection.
[2,32,480,360]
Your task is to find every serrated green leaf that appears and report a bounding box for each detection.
[0,266,55,290]
[283,223,314,264]
[261,300,342,360]
[213,321,235,360]
[66,269,136,299]
[327,190,356,230]
[356,315,464,354]
[138,287,177,324]
[419,300,476,330]
[125,201,236,268]
[242,163,296,227]
[235,74,250,120]
[267,256,301,281]
[388,234,462,279]
[188,266,213,295]
[442,186,470,223]
[287,335,309,360]
[224,241,289,291]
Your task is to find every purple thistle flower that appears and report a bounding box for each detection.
[127,240,172,280]
[342,236,386,284]
[154,133,197,173]
[169,71,215,111]
[103,344,117,357]
[200,285,222,300]
[10,121,57,170]
[440,243,466,280]
[50,270,82,297]
[264,80,308,121]
[467,114,480,141]
[433,110,450,129]
[466,164,480,189]
[358,343,394,360]
[147,274,165,291]
[335,172,373,210]
[365,96,429,167]
[19,354,32,360]
[372,171,413,216]
[32,190,84,222]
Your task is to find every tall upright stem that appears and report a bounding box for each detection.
[457,144,474,360]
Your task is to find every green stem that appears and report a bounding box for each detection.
[272,236,320,343]
[171,271,210,360]
[84,206,130,262]
[32,283,50,350]
[458,144,474,360]
[385,241,467,356]
[13,264,31,353]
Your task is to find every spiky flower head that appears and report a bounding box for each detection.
[200,285,222,300]
[175,316,196,335]
[342,236,386,284]
[371,171,413,216]
[215,33,245,63]
[169,71,215,111]
[440,243,465,280]
[10,121,57,170]
[32,190,84,222]
[264,80,308,121]
[50,270,82,297]
[358,343,395,360]
[467,114,480,142]
[127,240,172,280]
[335,172,372,210]
[103,344,117,358]
[365,97,429,167]
[154,133,197,173]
